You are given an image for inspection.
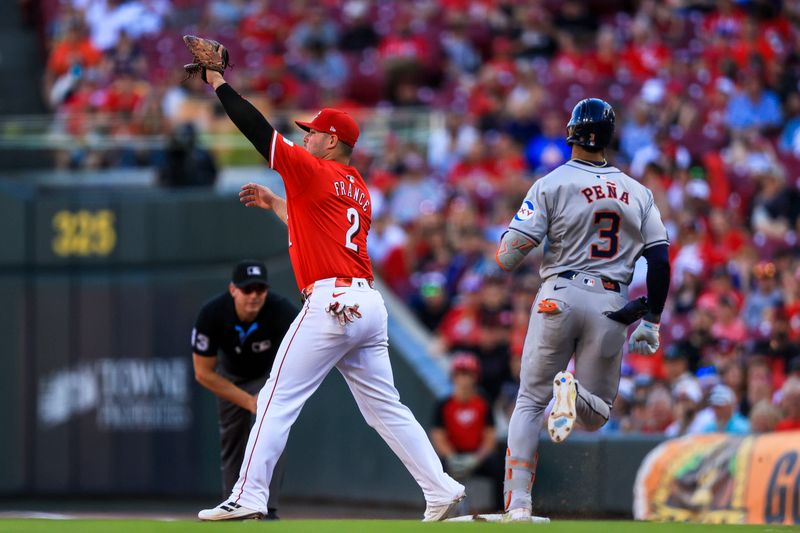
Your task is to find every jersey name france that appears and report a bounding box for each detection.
[509,160,668,284]
[268,132,374,290]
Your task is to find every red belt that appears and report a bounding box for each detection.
[300,277,374,301]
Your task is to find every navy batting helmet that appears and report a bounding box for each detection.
[565,98,615,151]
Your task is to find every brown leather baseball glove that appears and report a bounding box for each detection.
[182,35,230,82]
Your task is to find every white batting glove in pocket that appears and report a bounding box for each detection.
[326,301,363,327]
[628,320,660,355]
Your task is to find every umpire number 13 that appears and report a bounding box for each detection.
[591,211,620,258]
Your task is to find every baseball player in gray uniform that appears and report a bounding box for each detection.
[494,98,671,521]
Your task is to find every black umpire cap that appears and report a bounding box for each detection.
[232,260,269,288]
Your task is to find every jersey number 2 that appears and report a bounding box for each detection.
[591,212,620,258]
[345,207,360,252]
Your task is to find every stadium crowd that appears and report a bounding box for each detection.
[30,0,800,437]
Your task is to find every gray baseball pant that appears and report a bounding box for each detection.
[504,273,628,512]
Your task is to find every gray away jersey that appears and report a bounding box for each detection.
[508,160,668,284]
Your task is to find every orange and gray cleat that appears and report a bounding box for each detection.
[548,371,577,443]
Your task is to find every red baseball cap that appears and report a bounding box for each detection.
[451,352,481,377]
[295,108,360,147]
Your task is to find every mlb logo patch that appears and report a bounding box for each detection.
[583,278,595,287]
[247,266,262,276]
[252,340,272,352]
[514,200,535,221]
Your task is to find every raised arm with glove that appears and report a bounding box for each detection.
[182,35,230,82]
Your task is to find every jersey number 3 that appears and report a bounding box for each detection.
[345,207,360,252]
[591,211,620,258]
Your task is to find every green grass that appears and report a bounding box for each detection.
[0,520,798,533]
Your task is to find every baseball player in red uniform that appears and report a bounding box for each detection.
[197,69,465,521]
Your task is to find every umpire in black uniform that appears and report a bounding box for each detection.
[192,260,298,520]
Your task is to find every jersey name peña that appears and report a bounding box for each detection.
[580,181,629,205]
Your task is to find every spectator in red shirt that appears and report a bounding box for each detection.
[490,133,528,191]
[431,353,502,511]
[436,279,482,354]
[47,20,103,78]
[45,20,103,108]
[248,55,301,108]
[620,19,670,81]
[551,31,585,82]
[697,268,743,314]
[378,15,433,105]
[448,146,502,214]
[239,0,296,50]
[711,296,748,344]
[589,26,618,81]
[700,208,746,272]
[730,16,777,71]
[378,17,430,65]
[484,37,518,88]
[99,72,144,119]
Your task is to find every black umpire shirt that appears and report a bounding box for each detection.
[192,291,298,380]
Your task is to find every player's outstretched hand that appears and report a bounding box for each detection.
[326,301,362,326]
[240,182,278,210]
[628,320,660,355]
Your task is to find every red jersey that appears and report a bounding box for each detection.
[433,395,494,453]
[269,132,373,290]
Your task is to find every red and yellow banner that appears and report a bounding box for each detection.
[634,431,800,525]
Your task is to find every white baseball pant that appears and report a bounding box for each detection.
[229,277,464,512]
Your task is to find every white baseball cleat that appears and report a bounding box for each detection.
[503,507,532,522]
[422,491,466,522]
[548,370,577,443]
[198,500,263,521]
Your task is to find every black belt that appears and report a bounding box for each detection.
[557,270,621,293]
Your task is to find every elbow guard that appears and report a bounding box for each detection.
[495,229,536,272]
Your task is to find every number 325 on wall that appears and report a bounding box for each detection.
[52,209,117,257]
